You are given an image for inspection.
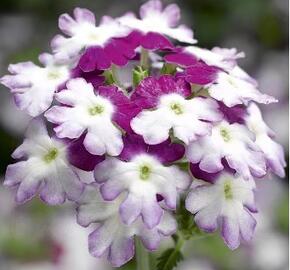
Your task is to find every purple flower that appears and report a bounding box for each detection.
[94,135,190,229]
[4,119,84,205]
[130,75,222,145]
[52,8,134,70]
[76,184,177,267]
[118,0,196,45]
[186,120,267,180]
[0,53,70,117]
[186,172,257,249]
[245,103,286,177]
[45,78,138,156]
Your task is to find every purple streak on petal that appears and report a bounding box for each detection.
[141,32,174,51]
[221,216,240,250]
[78,46,111,72]
[71,66,104,89]
[67,136,105,171]
[119,134,185,164]
[164,52,197,67]
[163,4,181,27]
[142,199,163,229]
[98,85,139,132]
[74,7,96,24]
[190,163,220,183]
[131,75,191,110]
[218,102,246,124]
[184,62,219,85]
[140,0,162,19]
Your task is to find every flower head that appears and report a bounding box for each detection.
[186,172,257,249]
[0,53,70,117]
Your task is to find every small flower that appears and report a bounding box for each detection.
[119,0,196,45]
[131,75,222,145]
[245,103,286,177]
[45,78,137,156]
[4,119,84,205]
[94,135,190,229]
[208,71,277,107]
[186,120,267,180]
[76,184,177,267]
[52,8,134,70]
[186,172,257,249]
[0,53,70,117]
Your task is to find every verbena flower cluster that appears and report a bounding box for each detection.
[1,0,286,267]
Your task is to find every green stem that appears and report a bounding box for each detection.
[140,48,149,69]
[135,237,150,270]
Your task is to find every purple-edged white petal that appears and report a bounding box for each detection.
[186,120,267,180]
[4,119,84,205]
[52,8,130,62]
[95,151,190,229]
[77,184,176,267]
[118,0,196,44]
[0,56,70,117]
[208,71,277,107]
[186,172,257,249]
[45,78,130,156]
[245,103,286,177]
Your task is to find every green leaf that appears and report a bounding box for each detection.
[176,198,204,240]
[156,248,183,270]
[161,63,177,75]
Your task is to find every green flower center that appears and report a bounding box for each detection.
[170,103,183,115]
[47,70,61,80]
[220,128,231,142]
[43,148,58,163]
[89,104,104,115]
[139,165,151,180]
[224,181,233,200]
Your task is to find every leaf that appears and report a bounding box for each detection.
[176,198,204,240]
[156,248,184,270]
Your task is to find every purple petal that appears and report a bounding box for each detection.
[140,32,174,51]
[141,197,163,229]
[67,136,105,171]
[164,52,198,67]
[119,194,142,225]
[163,4,181,27]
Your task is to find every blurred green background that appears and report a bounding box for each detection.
[0,1,288,270]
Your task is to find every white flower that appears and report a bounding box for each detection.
[95,154,190,229]
[45,78,125,156]
[52,8,130,61]
[208,71,277,107]
[131,95,222,145]
[245,103,286,177]
[186,172,257,249]
[186,120,267,180]
[0,53,70,117]
[118,0,196,44]
[4,119,84,204]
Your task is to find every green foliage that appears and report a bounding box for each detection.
[156,247,183,270]
[176,198,203,240]
[161,63,177,75]
[133,66,149,87]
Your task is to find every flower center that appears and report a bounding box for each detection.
[170,102,183,115]
[224,180,233,200]
[220,127,231,142]
[47,70,61,80]
[89,104,104,116]
[139,165,151,180]
[43,148,58,163]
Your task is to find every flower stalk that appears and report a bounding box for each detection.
[135,237,151,270]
